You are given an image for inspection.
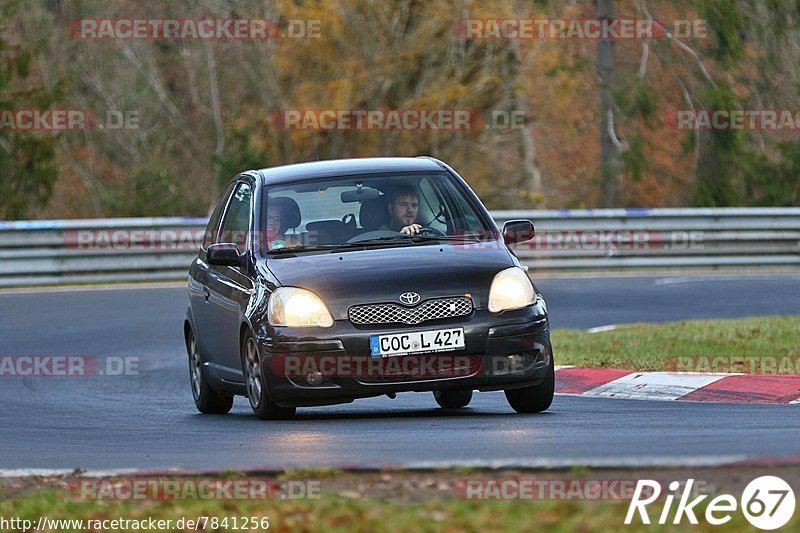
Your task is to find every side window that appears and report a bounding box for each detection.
[440,180,485,233]
[201,182,235,250]
[218,181,253,252]
[418,177,449,233]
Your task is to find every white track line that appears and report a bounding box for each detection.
[0,468,141,478]
[653,274,800,285]
[586,324,619,333]
[0,282,185,295]
[403,455,751,469]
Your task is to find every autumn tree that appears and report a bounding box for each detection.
[0,0,61,219]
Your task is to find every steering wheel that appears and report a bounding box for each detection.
[417,226,447,237]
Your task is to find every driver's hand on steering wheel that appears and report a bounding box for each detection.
[400,223,422,236]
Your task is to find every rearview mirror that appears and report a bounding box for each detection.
[341,188,380,202]
[207,243,242,267]
[502,220,535,245]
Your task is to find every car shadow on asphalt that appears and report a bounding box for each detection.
[293,408,524,420]
[190,406,554,422]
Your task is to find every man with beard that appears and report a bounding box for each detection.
[383,184,422,236]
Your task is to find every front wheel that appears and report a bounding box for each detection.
[504,357,554,414]
[433,389,473,408]
[188,329,233,414]
[242,331,296,420]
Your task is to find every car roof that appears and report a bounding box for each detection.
[252,157,446,185]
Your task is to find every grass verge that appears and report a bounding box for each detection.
[551,315,800,372]
[3,467,800,532]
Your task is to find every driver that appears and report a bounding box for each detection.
[384,184,422,236]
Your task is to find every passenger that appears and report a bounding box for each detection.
[383,184,422,236]
[265,201,301,250]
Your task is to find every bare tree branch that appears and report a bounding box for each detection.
[510,39,543,195]
[118,43,181,117]
[639,0,716,86]
[205,42,225,198]
[607,109,629,150]
[669,66,700,176]
[638,39,650,78]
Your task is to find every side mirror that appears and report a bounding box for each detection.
[502,220,535,245]
[207,243,242,267]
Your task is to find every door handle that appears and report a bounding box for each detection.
[203,286,210,302]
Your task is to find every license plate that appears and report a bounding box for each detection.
[369,328,465,358]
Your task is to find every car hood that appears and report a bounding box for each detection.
[265,242,515,320]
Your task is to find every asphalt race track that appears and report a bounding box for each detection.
[1,274,799,471]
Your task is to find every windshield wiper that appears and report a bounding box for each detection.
[267,244,341,254]
[327,236,417,251]
[335,234,481,247]
[268,238,409,255]
[332,234,482,250]
[409,234,482,243]
[268,234,481,255]
[341,236,411,245]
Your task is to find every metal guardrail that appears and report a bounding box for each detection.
[0,208,798,287]
[0,217,207,287]
[495,208,800,271]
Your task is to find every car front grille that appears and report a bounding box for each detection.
[348,296,473,326]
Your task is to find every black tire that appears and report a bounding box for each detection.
[504,356,555,414]
[242,331,296,420]
[188,329,233,414]
[433,389,473,408]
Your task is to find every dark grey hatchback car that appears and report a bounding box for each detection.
[185,157,554,419]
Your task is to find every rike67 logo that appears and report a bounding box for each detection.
[626,476,795,530]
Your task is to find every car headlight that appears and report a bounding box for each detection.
[268,287,334,327]
[488,267,537,313]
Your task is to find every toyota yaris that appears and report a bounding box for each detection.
[184,157,553,419]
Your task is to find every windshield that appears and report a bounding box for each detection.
[261,172,495,253]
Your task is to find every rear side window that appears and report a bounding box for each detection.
[218,181,253,251]
[201,182,235,250]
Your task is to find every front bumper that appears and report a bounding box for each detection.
[256,304,552,407]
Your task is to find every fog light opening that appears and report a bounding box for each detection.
[508,354,526,371]
[305,371,324,385]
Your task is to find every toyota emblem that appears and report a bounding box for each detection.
[399,292,421,305]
